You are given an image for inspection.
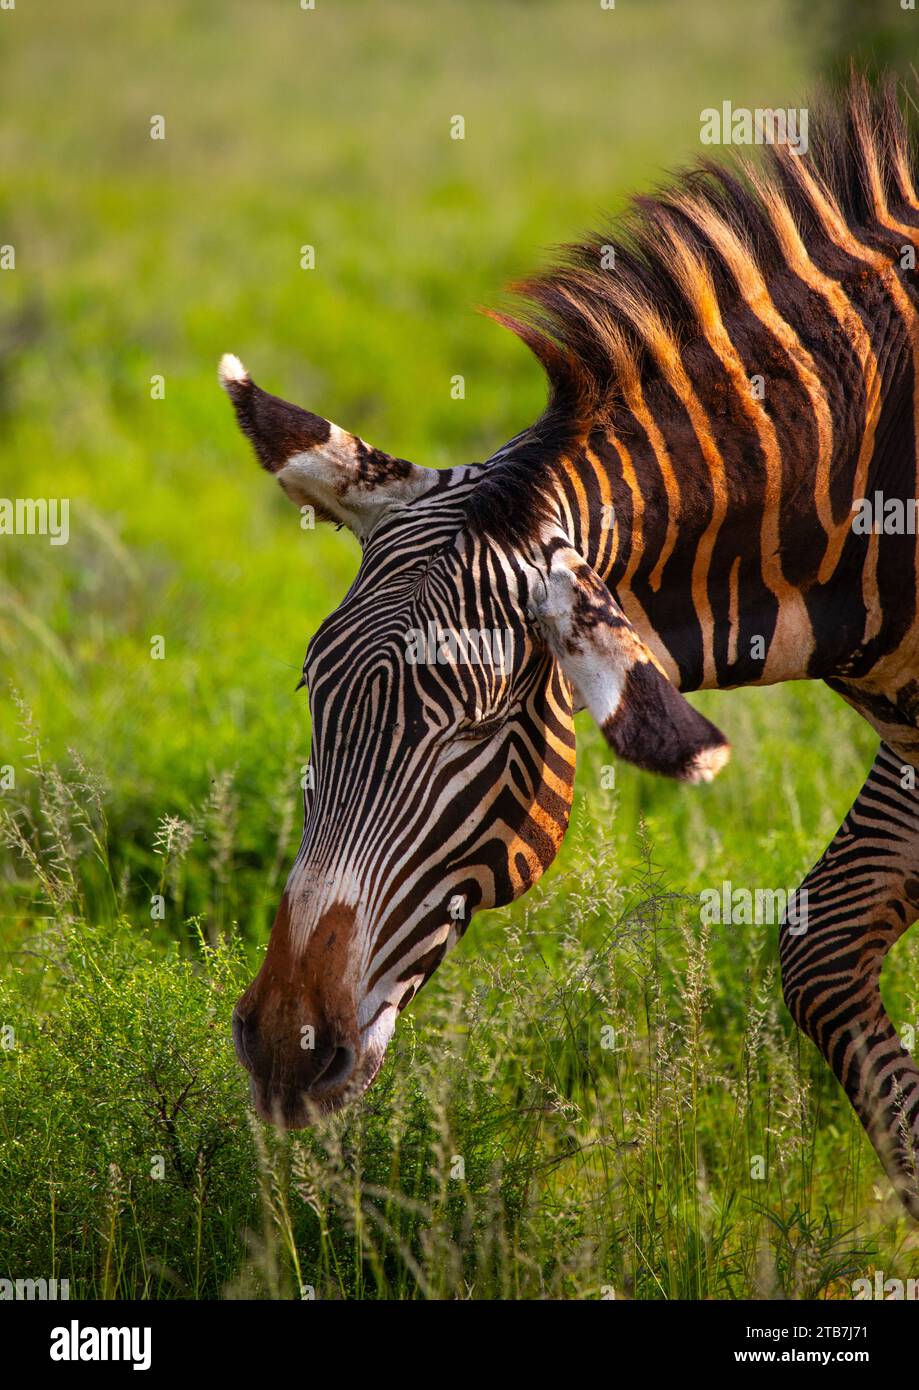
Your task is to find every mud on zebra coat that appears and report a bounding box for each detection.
[223,73,919,1220]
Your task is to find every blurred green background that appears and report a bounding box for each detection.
[0,0,850,933]
[1,0,918,1300]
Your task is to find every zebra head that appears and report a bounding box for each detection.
[220,355,729,1125]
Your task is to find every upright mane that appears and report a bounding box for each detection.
[468,72,919,543]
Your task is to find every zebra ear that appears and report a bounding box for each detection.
[218,354,430,536]
[531,545,730,783]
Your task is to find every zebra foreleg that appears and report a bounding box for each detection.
[779,743,919,1219]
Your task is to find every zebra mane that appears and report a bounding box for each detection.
[469,71,918,545]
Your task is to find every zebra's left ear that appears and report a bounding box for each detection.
[219,354,431,537]
[530,544,730,783]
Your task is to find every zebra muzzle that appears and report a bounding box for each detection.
[232,896,369,1124]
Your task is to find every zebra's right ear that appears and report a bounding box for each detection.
[530,544,730,783]
[218,354,431,538]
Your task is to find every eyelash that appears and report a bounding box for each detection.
[461,716,507,740]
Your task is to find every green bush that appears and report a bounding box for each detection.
[0,744,910,1298]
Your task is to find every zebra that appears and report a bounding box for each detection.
[223,74,919,1219]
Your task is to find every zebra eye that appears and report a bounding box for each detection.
[459,714,507,741]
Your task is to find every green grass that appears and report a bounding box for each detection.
[1,0,918,1298]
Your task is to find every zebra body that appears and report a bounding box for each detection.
[222,75,919,1218]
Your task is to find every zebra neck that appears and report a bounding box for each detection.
[543,425,813,694]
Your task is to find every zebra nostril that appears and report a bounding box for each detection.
[232,1007,255,1069]
[308,1042,356,1095]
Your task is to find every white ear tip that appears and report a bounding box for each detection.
[218,353,249,388]
[686,744,731,783]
